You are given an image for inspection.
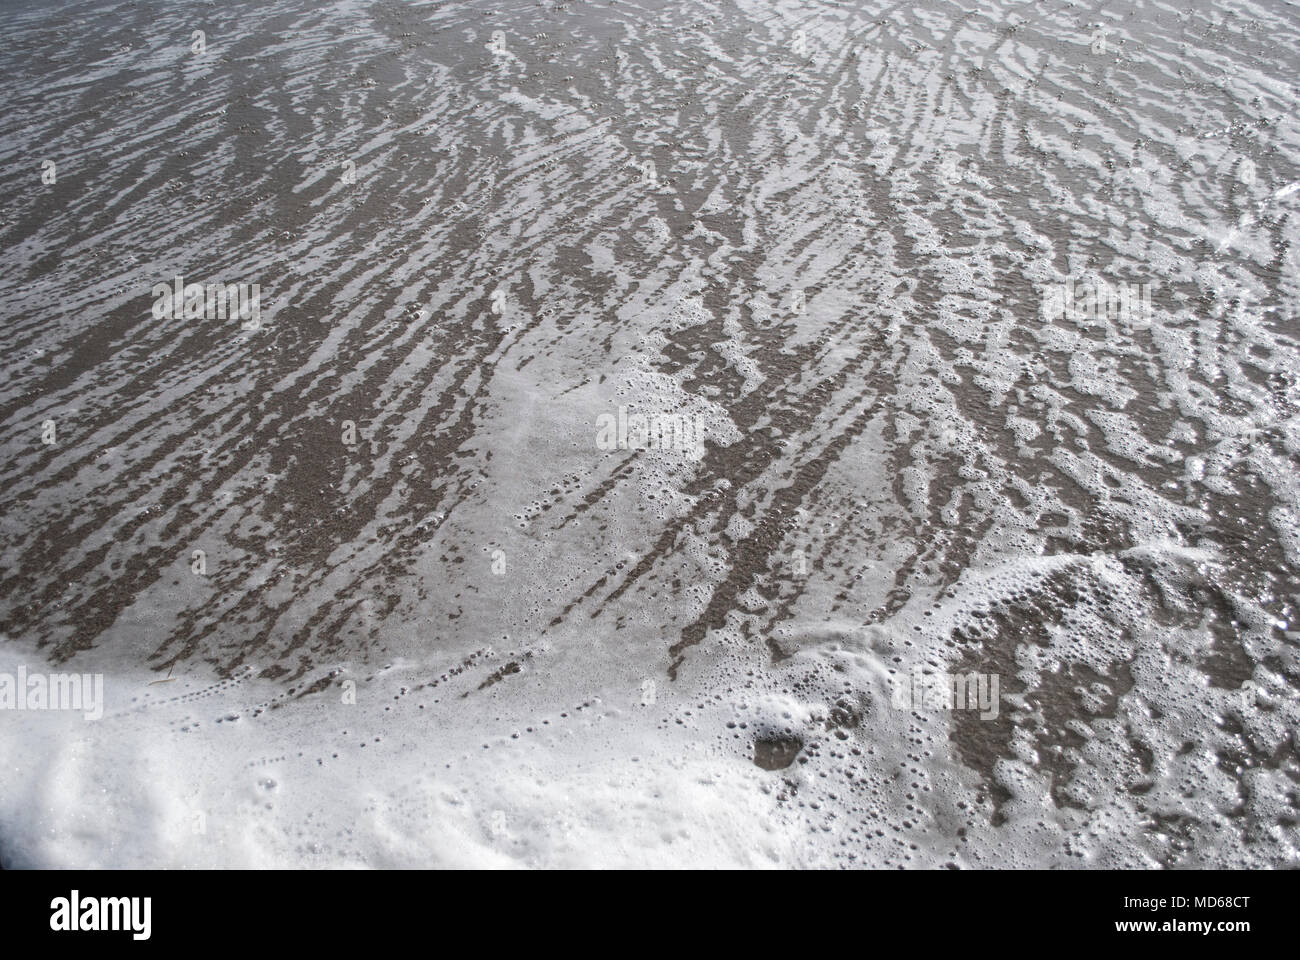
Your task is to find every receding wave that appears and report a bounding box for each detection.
[0,0,1297,868]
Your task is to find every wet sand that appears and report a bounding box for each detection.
[0,0,1298,868]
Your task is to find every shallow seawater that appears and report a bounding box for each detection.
[0,0,1298,868]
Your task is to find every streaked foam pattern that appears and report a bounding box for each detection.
[1,0,1298,867]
